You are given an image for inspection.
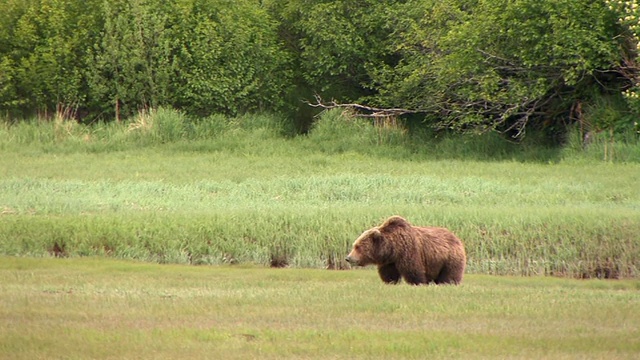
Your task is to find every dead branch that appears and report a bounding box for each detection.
[306,94,425,118]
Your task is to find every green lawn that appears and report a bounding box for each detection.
[1,257,639,359]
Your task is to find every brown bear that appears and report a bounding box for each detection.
[345,215,466,285]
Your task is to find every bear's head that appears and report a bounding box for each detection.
[345,228,383,266]
[345,216,409,266]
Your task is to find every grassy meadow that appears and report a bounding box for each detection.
[1,108,639,277]
[1,108,640,358]
[1,257,639,360]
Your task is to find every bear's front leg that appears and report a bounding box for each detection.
[378,264,401,284]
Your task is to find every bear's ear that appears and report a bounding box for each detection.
[371,229,384,243]
[380,215,410,230]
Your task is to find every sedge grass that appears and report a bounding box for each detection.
[1,206,638,276]
[1,152,639,276]
[0,257,639,360]
[1,109,639,277]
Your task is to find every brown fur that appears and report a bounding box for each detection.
[345,216,466,285]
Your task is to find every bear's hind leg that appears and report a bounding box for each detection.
[399,266,428,285]
[402,272,428,285]
[435,265,462,285]
[378,264,401,284]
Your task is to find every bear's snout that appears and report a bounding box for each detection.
[345,254,357,265]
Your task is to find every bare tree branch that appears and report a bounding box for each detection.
[306,94,427,118]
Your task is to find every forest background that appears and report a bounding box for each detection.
[1,0,640,144]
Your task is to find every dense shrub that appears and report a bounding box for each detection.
[0,0,290,120]
[1,0,639,143]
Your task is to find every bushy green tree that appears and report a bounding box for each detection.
[0,0,26,114]
[86,0,172,121]
[273,0,631,138]
[0,0,101,116]
[169,0,291,117]
[1,0,638,142]
[372,0,627,137]
[607,0,640,134]
[267,0,398,102]
[0,0,291,120]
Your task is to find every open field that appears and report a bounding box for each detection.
[1,257,639,359]
[1,143,639,277]
[1,110,639,277]
[1,112,639,358]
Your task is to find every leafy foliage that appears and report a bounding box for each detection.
[168,0,291,117]
[86,0,172,120]
[266,0,636,138]
[0,0,101,115]
[1,0,639,141]
[0,0,290,119]
[370,0,628,136]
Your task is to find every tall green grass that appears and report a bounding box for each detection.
[1,208,638,277]
[561,123,640,163]
[0,107,293,154]
[2,106,638,162]
[1,108,639,278]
